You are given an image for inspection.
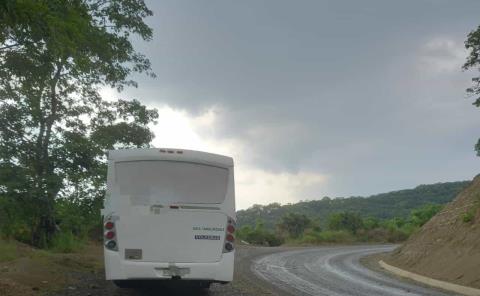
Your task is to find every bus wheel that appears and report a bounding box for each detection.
[113,280,134,289]
[199,281,211,289]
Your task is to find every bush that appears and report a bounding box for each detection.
[327,212,364,234]
[49,231,85,253]
[409,204,442,227]
[298,229,354,244]
[237,222,284,246]
[277,213,311,239]
[462,211,475,223]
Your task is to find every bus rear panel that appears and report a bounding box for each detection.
[102,148,235,286]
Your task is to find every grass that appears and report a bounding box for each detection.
[0,239,19,262]
[49,231,85,253]
[290,230,355,245]
[0,239,104,296]
[461,194,480,224]
[462,211,475,223]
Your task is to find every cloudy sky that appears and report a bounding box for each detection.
[102,0,480,210]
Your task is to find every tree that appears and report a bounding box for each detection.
[327,212,364,234]
[0,0,157,247]
[277,212,311,238]
[464,25,480,155]
[409,204,442,227]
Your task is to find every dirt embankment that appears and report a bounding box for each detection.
[386,174,480,289]
[0,242,104,296]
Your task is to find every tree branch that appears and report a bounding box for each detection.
[0,43,20,51]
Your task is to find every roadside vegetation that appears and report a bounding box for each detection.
[237,181,469,231]
[0,0,157,252]
[237,204,443,246]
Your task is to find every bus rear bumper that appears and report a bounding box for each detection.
[104,250,234,282]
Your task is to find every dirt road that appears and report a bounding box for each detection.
[50,245,455,296]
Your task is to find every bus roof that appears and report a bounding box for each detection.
[107,148,234,168]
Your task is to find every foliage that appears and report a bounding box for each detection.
[409,204,442,227]
[277,212,311,238]
[461,194,480,223]
[237,181,469,230]
[0,0,157,247]
[464,25,480,155]
[327,212,364,234]
[363,216,380,230]
[236,221,284,247]
[462,211,475,223]
[49,231,84,253]
[297,230,354,244]
[238,202,444,246]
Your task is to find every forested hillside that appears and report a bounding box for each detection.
[237,181,470,229]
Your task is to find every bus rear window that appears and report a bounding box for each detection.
[115,161,229,205]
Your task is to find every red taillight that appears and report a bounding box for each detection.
[104,217,118,251]
[104,221,114,230]
[223,217,236,253]
[105,231,115,240]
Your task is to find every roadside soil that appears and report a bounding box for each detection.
[48,245,298,296]
[0,242,103,296]
[385,175,480,289]
[0,241,294,296]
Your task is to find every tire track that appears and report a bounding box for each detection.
[252,245,456,296]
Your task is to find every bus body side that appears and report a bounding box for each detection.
[102,148,235,286]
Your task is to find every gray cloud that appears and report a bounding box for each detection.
[120,0,480,199]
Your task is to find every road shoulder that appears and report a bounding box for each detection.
[379,260,480,296]
[361,252,476,296]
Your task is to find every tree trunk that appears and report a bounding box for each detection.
[30,62,63,248]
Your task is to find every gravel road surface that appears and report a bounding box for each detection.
[51,244,455,296]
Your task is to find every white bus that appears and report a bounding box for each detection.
[102,148,236,289]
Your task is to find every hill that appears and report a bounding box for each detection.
[386,175,480,289]
[237,181,470,229]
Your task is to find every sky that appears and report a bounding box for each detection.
[101,0,480,210]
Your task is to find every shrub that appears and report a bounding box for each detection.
[409,204,442,227]
[277,213,312,239]
[327,212,364,234]
[462,211,475,223]
[298,229,354,244]
[237,222,284,246]
[49,231,84,253]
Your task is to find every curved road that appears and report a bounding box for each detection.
[251,245,454,296]
[50,244,455,296]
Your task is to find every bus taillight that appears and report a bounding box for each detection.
[104,217,118,251]
[105,231,115,240]
[105,221,114,230]
[223,217,236,253]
